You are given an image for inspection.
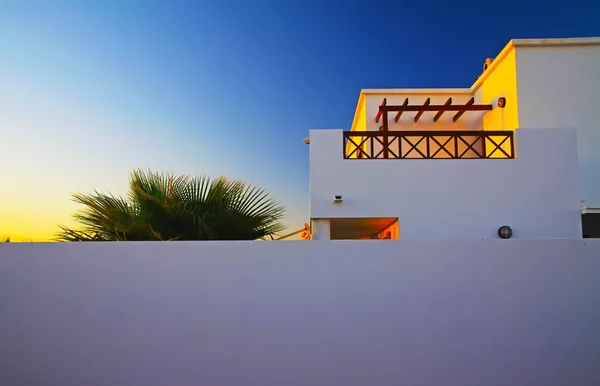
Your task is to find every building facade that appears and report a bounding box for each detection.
[307,37,600,240]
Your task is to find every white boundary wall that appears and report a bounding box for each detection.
[310,128,582,240]
[1,240,600,386]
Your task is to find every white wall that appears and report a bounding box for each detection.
[311,128,581,239]
[515,45,600,207]
[1,240,600,386]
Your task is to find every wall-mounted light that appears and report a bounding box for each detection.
[498,97,506,108]
[498,225,512,239]
[333,195,343,203]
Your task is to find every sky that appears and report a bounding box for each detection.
[1,0,599,241]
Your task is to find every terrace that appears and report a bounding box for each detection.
[344,96,515,159]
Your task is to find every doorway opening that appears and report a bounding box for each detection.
[329,217,399,240]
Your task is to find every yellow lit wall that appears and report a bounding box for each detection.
[346,93,367,158]
[352,93,367,132]
[377,220,399,239]
[476,46,520,158]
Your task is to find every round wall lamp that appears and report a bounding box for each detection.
[498,225,513,239]
[498,97,507,108]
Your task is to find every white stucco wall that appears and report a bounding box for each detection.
[310,128,581,239]
[514,45,600,207]
[1,240,599,386]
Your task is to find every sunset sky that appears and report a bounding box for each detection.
[1,0,599,241]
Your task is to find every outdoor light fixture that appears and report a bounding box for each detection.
[498,97,506,108]
[333,195,343,203]
[498,225,513,239]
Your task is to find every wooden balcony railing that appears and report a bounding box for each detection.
[344,131,515,159]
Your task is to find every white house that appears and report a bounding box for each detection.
[307,37,600,240]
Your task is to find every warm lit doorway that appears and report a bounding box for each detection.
[329,217,398,240]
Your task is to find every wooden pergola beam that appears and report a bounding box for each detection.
[394,98,409,122]
[379,102,491,113]
[413,98,430,122]
[433,97,452,122]
[375,98,387,123]
[452,97,475,122]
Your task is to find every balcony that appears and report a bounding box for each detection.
[343,130,515,159]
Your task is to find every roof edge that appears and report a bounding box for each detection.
[360,88,472,95]
[512,37,600,47]
[470,37,600,93]
[470,40,516,93]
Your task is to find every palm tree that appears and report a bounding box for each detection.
[57,169,286,241]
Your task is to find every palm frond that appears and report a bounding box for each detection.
[57,168,286,241]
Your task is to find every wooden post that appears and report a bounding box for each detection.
[382,108,389,159]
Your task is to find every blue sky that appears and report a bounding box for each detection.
[1,0,599,240]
